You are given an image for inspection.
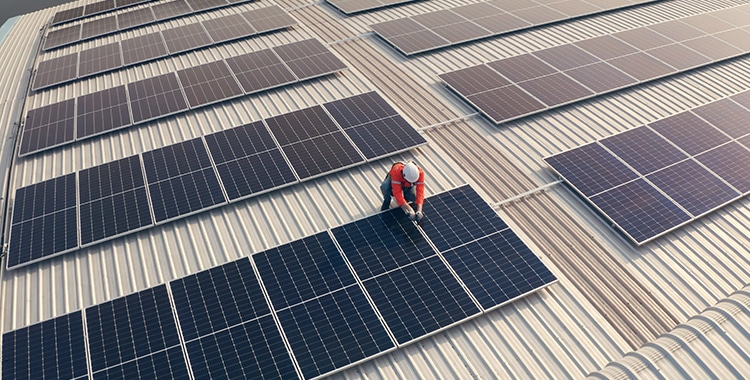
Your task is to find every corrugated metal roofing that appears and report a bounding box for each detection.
[3,0,750,378]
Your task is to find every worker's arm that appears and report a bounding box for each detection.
[414,170,425,213]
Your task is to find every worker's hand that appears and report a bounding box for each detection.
[415,210,424,221]
[406,209,416,220]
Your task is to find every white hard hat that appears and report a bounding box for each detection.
[403,161,419,182]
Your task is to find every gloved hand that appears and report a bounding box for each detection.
[415,210,424,221]
[405,207,416,220]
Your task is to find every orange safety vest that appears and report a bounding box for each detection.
[388,162,425,206]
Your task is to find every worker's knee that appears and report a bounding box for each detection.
[380,176,392,198]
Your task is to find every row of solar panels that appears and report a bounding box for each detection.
[9,91,427,269]
[546,91,750,245]
[22,38,345,156]
[439,8,750,124]
[52,0,155,25]
[2,185,557,380]
[371,0,657,55]
[34,5,296,91]
[44,0,253,50]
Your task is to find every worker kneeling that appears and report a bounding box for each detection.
[380,161,425,222]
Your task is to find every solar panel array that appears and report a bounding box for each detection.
[326,0,418,15]
[545,91,750,245]
[33,6,296,91]
[2,185,557,379]
[51,0,154,26]
[43,0,254,51]
[371,0,658,55]
[8,91,427,269]
[21,38,344,156]
[439,8,750,124]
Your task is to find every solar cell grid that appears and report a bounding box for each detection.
[548,0,600,17]
[487,54,557,82]
[387,29,448,55]
[44,25,81,50]
[532,44,600,71]
[682,35,742,60]
[600,126,687,175]
[643,43,711,71]
[86,285,180,372]
[364,255,480,344]
[649,112,730,156]
[127,73,188,123]
[649,20,706,42]
[613,27,673,50]
[444,230,556,310]
[714,29,750,51]
[266,106,340,145]
[696,142,750,193]
[152,0,192,20]
[589,179,691,244]
[646,159,739,217]
[20,99,76,155]
[545,142,639,196]
[281,131,364,179]
[33,53,78,90]
[575,35,638,60]
[225,49,296,93]
[52,6,84,24]
[343,116,427,159]
[272,39,347,80]
[161,22,212,54]
[84,0,116,15]
[451,2,504,20]
[370,18,425,39]
[170,258,270,341]
[1,311,87,380]
[439,65,510,96]
[693,98,750,138]
[80,15,118,40]
[177,60,243,108]
[682,13,734,34]
[201,13,256,43]
[120,32,168,66]
[324,91,398,128]
[564,61,637,93]
[116,7,156,29]
[255,232,355,310]
[277,285,394,379]
[517,72,593,107]
[186,0,228,11]
[243,5,297,33]
[142,138,214,182]
[431,21,491,44]
[466,85,546,123]
[78,42,122,77]
[117,0,151,6]
[512,4,567,24]
[487,0,536,12]
[326,0,417,14]
[92,346,189,380]
[471,12,530,34]
[205,121,277,165]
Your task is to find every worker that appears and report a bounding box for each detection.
[380,161,425,221]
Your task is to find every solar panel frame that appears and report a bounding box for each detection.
[75,85,131,139]
[51,6,85,25]
[84,0,116,16]
[19,99,77,156]
[80,15,119,40]
[91,346,190,380]
[32,53,79,91]
[77,41,123,77]
[43,24,81,50]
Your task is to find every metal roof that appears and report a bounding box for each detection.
[2,0,750,378]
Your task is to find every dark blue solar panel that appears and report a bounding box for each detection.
[12,174,76,224]
[332,208,434,280]
[324,91,397,129]
[692,98,750,139]
[1,311,87,380]
[363,255,480,344]
[545,142,639,196]
[646,160,740,217]
[282,132,364,180]
[419,185,508,252]
[696,142,750,193]
[650,112,731,156]
[599,127,687,176]
[590,179,692,244]
[343,116,426,160]
[186,314,298,379]
[86,285,180,372]
[255,232,355,310]
[204,121,277,165]
[443,230,556,310]
[170,258,270,341]
[92,346,189,380]
[277,285,394,379]
[142,138,226,222]
[215,149,297,200]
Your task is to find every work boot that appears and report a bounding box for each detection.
[380,200,390,211]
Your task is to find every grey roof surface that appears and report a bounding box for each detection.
[2,0,750,378]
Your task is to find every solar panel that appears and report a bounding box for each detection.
[205,122,297,200]
[80,15,118,40]
[271,39,347,80]
[7,174,78,268]
[282,132,364,179]
[84,0,116,15]
[43,25,81,50]
[92,346,189,380]
[79,155,152,245]
[600,126,687,175]
[372,0,656,55]
[243,5,297,34]
[78,42,122,77]
[517,72,594,107]
[225,49,297,93]
[646,159,740,217]
[532,44,600,71]
[152,0,192,20]
[176,60,243,108]
[564,61,637,93]
[613,27,673,50]
[127,73,188,123]
[187,0,228,11]
[32,53,78,90]
[117,0,151,6]
[487,54,558,82]
[265,106,340,146]
[52,6,84,24]
[120,32,168,66]
[439,64,511,96]
[326,0,418,14]
[161,22,213,54]
[142,138,226,222]
[86,285,181,373]
[201,13,256,43]
[545,142,639,196]
[116,7,156,29]
[19,99,76,156]
[443,230,556,310]
[606,52,675,82]
[649,112,731,156]
[76,85,131,139]
[1,311,87,380]
[575,35,639,60]
[466,86,546,124]
[692,98,750,138]
[697,142,750,193]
